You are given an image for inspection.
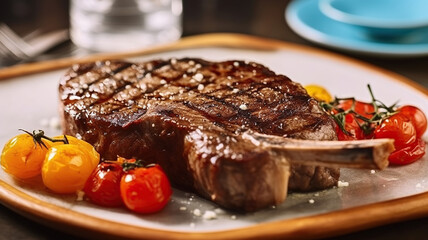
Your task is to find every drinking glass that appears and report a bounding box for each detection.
[70,0,182,52]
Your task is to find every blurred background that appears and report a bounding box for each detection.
[0,0,288,40]
[1,0,427,88]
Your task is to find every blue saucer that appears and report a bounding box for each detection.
[285,0,428,57]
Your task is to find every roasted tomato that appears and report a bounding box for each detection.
[374,112,426,165]
[52,135,100,168]
[1,133,51,179]
[84,162,124,207]
[120,164,172,214]
[336,99,375,121]
[388,138,426,165]
[42,144,97,194]
[374,113,417,150]
[398,105,427,137]
[336,114,365,140]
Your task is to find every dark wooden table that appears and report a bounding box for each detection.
[1,0,428,239]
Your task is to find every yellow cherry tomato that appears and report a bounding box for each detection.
[52,135,100,168]
[1,133,51,179]
[304,84,333,102]
[42,144,97,194]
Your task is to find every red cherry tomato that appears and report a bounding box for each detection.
[84,162,124,207]
[336,100,375,120]
[336,114,365,140]
[120,164,172,214]
[389,138,426,165]
[399,105,427,138]
[374,113,417,150]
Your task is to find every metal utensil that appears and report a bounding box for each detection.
[0,23,69,65]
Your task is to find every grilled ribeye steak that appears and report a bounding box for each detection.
[59,58,340,211]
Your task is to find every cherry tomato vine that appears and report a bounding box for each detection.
[1,130,172,214]
[320,84,427,165]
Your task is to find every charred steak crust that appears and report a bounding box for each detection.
[59,58,338,211]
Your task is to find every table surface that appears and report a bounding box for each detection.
[1,0,428,239]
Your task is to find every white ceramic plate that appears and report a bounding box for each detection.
[1,35,428,239]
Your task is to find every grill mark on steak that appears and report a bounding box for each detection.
[93,62,211,115]
[194,83,321,135]
[60,62,134,112]
[90,61,287,127]
[60,58,342,211]
[61,58,335,146]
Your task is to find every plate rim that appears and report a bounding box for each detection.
[1,33,428,239]
[3,176,428,239]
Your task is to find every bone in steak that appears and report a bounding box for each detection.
[59,58,393,211]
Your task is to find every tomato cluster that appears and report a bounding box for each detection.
[1,131,100,193]
[83,157,172,213]
[1,131,172,214]
[333,100,427,165]
[305,84,427,166]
